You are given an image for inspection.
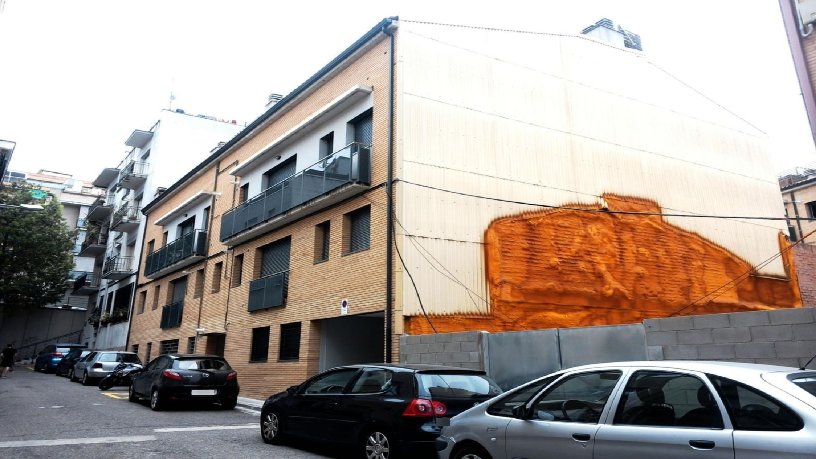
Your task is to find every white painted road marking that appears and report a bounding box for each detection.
[0,435,156,448]
[154,423,256,433]
[236,406,261,416]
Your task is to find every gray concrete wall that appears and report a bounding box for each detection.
[400,331,486,371]
[645,308,816,368]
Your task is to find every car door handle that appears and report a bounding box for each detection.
[327,401,339,407]
[572,433,591,442]
[689,440,716,450]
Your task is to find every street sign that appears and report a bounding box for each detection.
[30,189,47,200]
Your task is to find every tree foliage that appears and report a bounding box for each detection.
[0,183,75,315]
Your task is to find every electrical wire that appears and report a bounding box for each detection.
[391,219,438,333]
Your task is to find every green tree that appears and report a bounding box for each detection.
[0,183,75,315]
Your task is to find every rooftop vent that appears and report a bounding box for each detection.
[266,93,283,109]
[581,18,643,51]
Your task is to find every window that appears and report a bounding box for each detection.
[232,254,244,287]
[202,206,210,231]
[788,225,799,242]
[152,285,160,310]
[314,221,330,263]
[250,326,270,362]
[161,231,168,247]
[263,156,297,189]
[146,239,155,255]
[708,374,803,431]
[193,269,205,299]
[159,339,179,355]
[487,373,562,417]
[530,371,622,423]
[212,262,223,293]
[137,290,147,314]
[145,342,152,363]
[279,322,301,361]
[239,184,249,204]
[131,344,139,355]
[302,369,359,394]
[319,132,334,159]
[350,109,373,145]
[614,371,723,428]
[187,336,196,354]
[350,368,393,394]
[344,206,370,254]
[176,216,195,238]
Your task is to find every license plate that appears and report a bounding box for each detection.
[191,389,216,396]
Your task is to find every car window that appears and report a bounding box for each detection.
[708,374,803,431]
[56,346,79,354]
[614,371,723,429]
[144,357,161,371]
[302,369,359,394]
[416,373,502,399]
[350,368,393,394]
[487,373,561,417]
[99,353,119,362]
[789,375,816,397]
[173,358,229,370]
[118,354,141,364]
[530,370,622,423]
[81,352,97,362]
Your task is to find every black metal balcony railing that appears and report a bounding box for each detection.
[72,272,100,293]
[220,143,371,242]
[160,300,184,329]
[144,230,208,276]
[248,270,289,312]
[102,255,133,278]
[110,204,141,230]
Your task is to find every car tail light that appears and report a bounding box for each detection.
[51,353,64,357]
[402,398,448,417]
[226,371,237,381]
[162,370,184,381]
[92,363,103,369]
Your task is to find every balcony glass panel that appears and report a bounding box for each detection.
[221,142,371,241]
[160,300,184,328]
[145,230,207,276]
[247,270,289,312]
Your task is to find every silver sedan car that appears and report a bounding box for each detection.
[437,361,816,459]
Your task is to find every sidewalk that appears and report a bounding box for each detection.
[237,396,264,412]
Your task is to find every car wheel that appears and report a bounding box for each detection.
[362,429,393,459]
[453,444,493,459]
[128,385,138,402]
[261,410,284,444]
[81,372,91,386]
[150,389,164,411]
[68,369,75,381]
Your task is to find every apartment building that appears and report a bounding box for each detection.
[129,18,800,399]
[84,110,242,350]
[0,170,101,355]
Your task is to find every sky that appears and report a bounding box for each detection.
[1,0,815,180]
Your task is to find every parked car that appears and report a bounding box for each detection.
[259,364,502,458]
[437,361,816,459]
[33,343,86,373]
[73,351,141,386]
[55,349,90,377]
[69,351,95,382]
[129,354,239,411]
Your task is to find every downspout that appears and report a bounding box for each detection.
[791,190,804,239]
[195,162,222,352]
[382,20,396,363]
[124,212,151,351]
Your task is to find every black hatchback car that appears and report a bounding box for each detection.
[129,354,239,411]
[55,349,90,377]
[260,364,502,459]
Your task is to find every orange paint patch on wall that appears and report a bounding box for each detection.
[405,195,802,335]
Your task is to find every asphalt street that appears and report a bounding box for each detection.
[0,366,349,458]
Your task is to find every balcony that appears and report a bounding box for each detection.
[248,270,289,312]
[110,203,141,233]
[92,167,120,188]
[72,272,100,295]
[160,300,184,329]
[220,143,371,245]
[86,197,113,222]
[102,255,133,280]
[144,230,208,279]
[117,160,148,190]
[79,229,109,258]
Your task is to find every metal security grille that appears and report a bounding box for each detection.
[261,238,291,277]
[250,326,270,362]
[279,322,301,361]
[353,111,373,145]
[159,339,179,355]
[349,206,370,253]
[263,156,297,189]
[187,336,196,354]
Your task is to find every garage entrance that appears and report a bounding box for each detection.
[318,312,384,371]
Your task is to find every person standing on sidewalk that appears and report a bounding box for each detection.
[1,344,16,378]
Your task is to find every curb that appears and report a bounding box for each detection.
[237,396,263,412]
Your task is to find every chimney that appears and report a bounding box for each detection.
[266,93,283,109]
[581,18,643,51]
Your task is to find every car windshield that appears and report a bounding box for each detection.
[56,347,80,354]
[417,373,502,399]
[173,358,231,370]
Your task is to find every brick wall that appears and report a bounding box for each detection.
[795,244,816,307]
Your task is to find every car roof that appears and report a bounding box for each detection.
[166,353,225,359]
[54,343,85,347]
[337,363,486,373]
[560,360,805,378]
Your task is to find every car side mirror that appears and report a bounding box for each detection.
[287,385,300,394]
[512,404,529,419]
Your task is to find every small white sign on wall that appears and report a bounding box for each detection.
[340,299,349,315]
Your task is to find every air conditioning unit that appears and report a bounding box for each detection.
[799,0,816,25]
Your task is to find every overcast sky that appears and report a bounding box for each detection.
[1,0,814,180]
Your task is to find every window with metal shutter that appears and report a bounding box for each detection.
[171,277,187,303]
[353,110,373,145]
[261,237,291,277]
[159,339,179,355]
[349,206,370,253]
[263,156,297,189]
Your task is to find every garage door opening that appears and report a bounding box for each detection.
[319,312,384,371]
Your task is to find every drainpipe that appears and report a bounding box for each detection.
[382,20,396,363]
[124,212,150,351]
[791,191,804,240]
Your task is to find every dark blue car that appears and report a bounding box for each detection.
[33,343,86,373]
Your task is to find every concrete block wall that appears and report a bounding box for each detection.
[399,331,486,371]
[794,244,816,307]
[645,308,816,368]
